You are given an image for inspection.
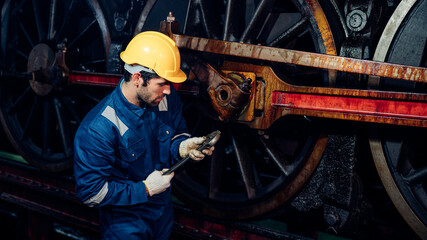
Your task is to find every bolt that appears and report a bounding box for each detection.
[325,213,340,226]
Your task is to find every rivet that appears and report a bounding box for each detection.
[166,130,170,134]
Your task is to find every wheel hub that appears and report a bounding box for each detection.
[27,43,55,96]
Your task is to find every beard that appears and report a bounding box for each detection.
[137,94,164,108]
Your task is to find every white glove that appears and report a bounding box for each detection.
[143,169,174,196]
[179,137,215,161]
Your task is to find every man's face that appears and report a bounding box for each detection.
[137,77,171,107]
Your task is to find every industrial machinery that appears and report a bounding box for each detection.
[0,0,425,239]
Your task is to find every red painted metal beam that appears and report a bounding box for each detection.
[68,71,199,94]
[68,71,121,87]
[68,71,427,126]
[272,92,427,120]
[272,91,427,126]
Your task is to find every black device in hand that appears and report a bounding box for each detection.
[163,130,221,175]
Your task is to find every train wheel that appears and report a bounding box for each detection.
[138,0,342,219]
[368,0,427,238]
[0,0,111,172]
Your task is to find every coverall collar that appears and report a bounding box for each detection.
[116,78,148,119]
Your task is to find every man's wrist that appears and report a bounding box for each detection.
[143,181,150,196]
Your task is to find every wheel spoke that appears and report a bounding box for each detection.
[208,138,225,199]
[48,0,57,40]
[240,0,276,43]
[7,86,32,114]
[230,127,260,199]
[384,141,403,168]
[68,18,96,49]
[405,167,427,184]
[76,90,101,103]
[42,98,50,159]
[268,17,309,47]
[18,19,35,48]
[55,0,77,42]
[53,97,71,157]
[223,0,245,41]
[259,136,292,176]
[183,0,221,39]
[9,45,28,60]
[81,58,106,65]
[198,0,221,39]
[61,95,81,124]
[32,0,44,42]
[21,95,39,141]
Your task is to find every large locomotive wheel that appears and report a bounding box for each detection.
[368,0,427,238]
[0,0,111,172]
[138,0,342,219]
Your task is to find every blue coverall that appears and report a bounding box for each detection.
[74,79,190,239]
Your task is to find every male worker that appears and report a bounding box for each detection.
[74,31,214,239]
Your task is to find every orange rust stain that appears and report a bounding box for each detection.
[305,0,337,56]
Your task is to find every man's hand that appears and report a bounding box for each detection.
[143,169,174,196]
[179,137,215,161]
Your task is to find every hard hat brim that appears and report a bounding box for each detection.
[164,69,187,83]
[124,63,187,83]
[124,64,155,74]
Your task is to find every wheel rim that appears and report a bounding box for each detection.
[0,0,111,171]
[136,0,341,219]
[368,0,427,238]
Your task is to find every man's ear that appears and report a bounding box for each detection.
[131,72,141,86]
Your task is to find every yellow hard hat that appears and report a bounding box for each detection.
[120,31,187,83]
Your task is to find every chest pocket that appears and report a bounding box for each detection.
[117,138,148,180]
[158,125,173,142]
[119,138,146,163]
[158,124,173,167]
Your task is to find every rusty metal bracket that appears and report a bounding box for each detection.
[188,58,252,120]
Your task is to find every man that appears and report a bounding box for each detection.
[74,31,214,239]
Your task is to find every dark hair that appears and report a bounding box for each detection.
[123,70,161,86]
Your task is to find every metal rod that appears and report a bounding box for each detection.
[172,34,427,83]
